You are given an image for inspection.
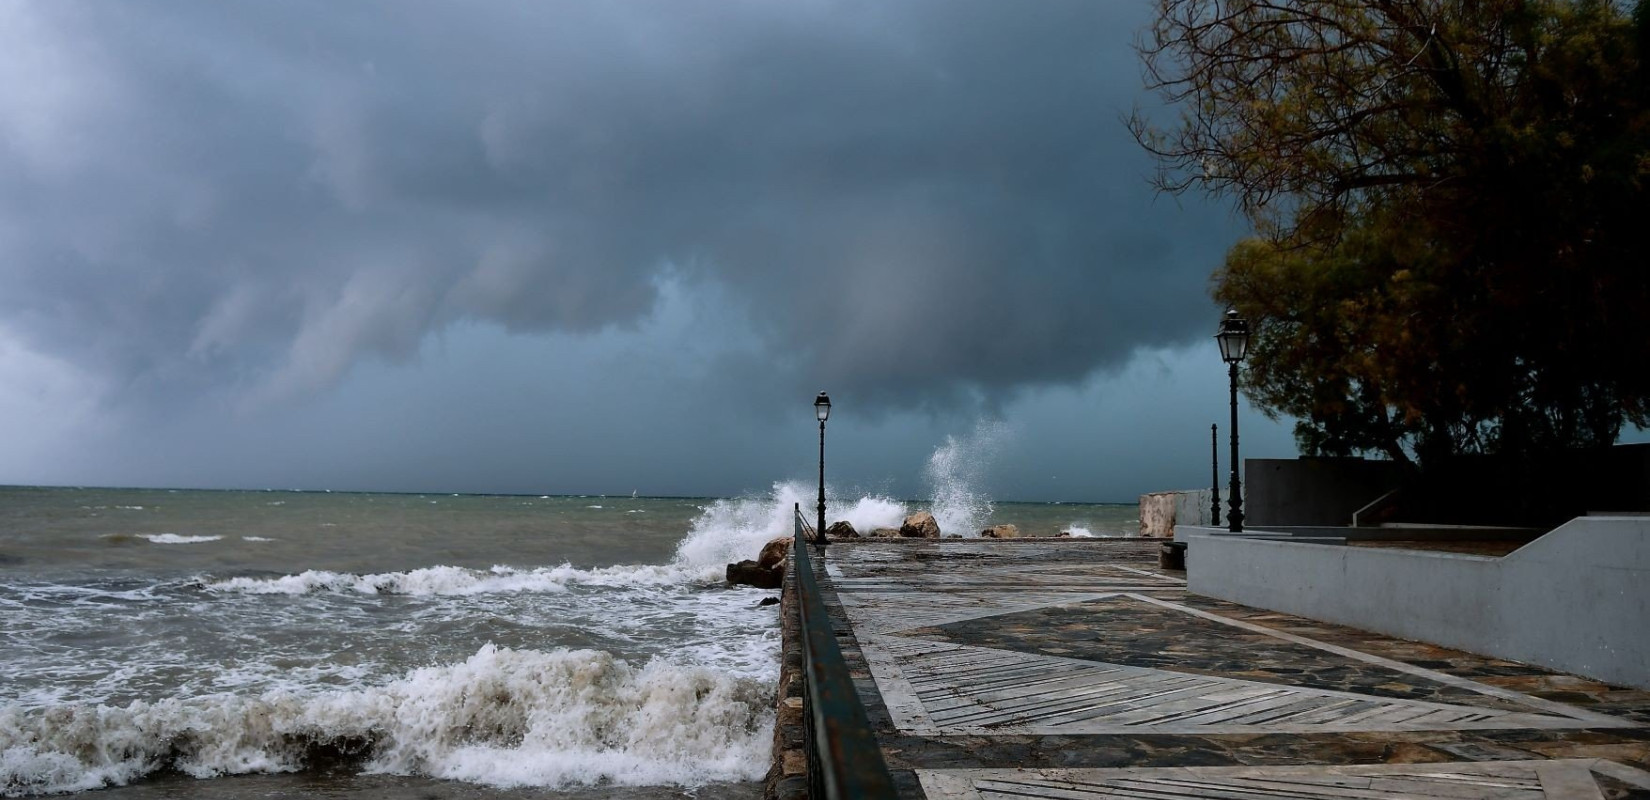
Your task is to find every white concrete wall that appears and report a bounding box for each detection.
[1180,517,1650,690]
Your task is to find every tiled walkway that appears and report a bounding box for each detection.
[819,539,1650,799]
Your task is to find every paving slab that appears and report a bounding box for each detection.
[813,539,1650,799]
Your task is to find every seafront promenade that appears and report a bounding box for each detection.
[798,538,1650,799]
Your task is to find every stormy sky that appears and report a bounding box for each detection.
[0,0,1299,502]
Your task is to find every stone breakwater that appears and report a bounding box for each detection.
[765,559,808,800]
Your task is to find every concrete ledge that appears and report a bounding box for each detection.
[1179,517,1650,690]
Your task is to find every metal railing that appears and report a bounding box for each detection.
[792,504,898,799]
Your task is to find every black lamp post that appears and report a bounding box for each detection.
[1215,310,1251,532]
[814,391,831,546]
[1210,423,1220,525]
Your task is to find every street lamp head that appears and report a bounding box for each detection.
[1215,309,1251,364]
[815,391,831,422]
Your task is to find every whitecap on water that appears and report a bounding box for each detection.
[203,562,717,596]
[139,533,223,545]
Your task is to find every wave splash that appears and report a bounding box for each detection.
[925,420,1010,536]
[0,644,772,796]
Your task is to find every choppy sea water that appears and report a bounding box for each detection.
[0,483,1137,798]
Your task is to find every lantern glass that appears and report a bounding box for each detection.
[1215,310,1251,364]
[814,392,831,421]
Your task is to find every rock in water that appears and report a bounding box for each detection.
[758,536,792,569]
[869,527,900,538]
[899,511,941,538]
[825,521,859,539]
[980,524,1020,539]
[726,559,783,589]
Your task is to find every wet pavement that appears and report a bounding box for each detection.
[818,539,1650,799]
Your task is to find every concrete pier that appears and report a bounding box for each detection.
[808,538,1650,799]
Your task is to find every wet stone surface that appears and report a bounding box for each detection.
[814,539,1650,800]
[908,595,1542,711]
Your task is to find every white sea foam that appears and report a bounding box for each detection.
[0,644,772,796]
[139,533,222,545]
[1065,524,1097,538]
[242,536,275,542]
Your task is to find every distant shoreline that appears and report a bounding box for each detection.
[0,483,1142,506]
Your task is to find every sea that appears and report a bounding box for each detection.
[0,482,1139,798]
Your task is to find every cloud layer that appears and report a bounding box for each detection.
[0,0,1240,425]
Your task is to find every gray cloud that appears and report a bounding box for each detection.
[0,0,1241,422]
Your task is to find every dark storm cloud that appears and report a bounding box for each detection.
[0,0,1238,416]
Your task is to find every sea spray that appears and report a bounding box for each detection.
[924,420,1011,536]
[671,482,904,565]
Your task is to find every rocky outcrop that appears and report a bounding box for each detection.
[869,527,900,538]
[758,536,791,569]
[825,521,859,539]
[727,559,783,589]
[729,536,793,589]
[980,524,1020,539]
[899,511,941,538]
[1056,530,1074,537]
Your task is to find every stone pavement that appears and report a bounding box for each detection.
[817,539,1650,799]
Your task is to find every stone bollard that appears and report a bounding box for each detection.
[1159,540,1187,570]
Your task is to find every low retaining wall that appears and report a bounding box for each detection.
[766,565,806,799]
[1179,517,1650,690]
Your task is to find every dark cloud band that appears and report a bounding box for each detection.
[0,0,1239,417]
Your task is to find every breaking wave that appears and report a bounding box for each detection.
[0,645,771,796]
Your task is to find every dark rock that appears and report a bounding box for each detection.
[758,596,780,607]
[869,527,900,538]
[726,559,783,589]
[773,775,808,800]
[1056,530,1074,537]
[900,511,941,538]
[758,536,791,569]
[825,520,859,539]
[945,534,963,539]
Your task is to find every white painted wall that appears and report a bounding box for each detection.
[1180,517,1650,690]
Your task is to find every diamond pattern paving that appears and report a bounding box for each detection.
[811,539,1650,799]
